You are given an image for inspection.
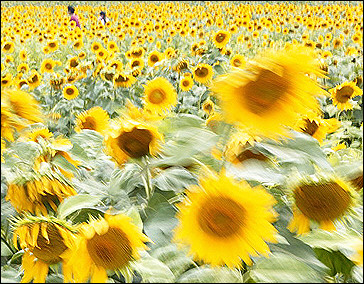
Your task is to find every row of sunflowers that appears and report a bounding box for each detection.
[1,1,363,283]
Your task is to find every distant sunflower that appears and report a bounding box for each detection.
[230,54,246,69]
[17,63,30,74]
[19,50,27,61]
[91,41,102,53]
[1,73,12,87]
[64,214,150,283]
[108,59,123,72]
[2,41,15,53]
[75,106,110,134]
[113,73,136,88]
[96,48,109,62]
[40,58,56,74]
[148,50,164,67]
[179,76,194,92]
[212,30,231,49]
[47,40,59,52]
[211,47,326,139]
[68,56,80,69]
[193,63,214,84]
[129,58,145,70]
[174,171,278,268]
[329,81,363,111]
[73,39,84,50]
[105,118,163,166]
[63,85,79,100]
[107,40,119,53]
[143,77,177,114]
[5,171,77,214]
[12,215,77,283]
[202,98,215,115]
[27,70,42,90]
[288,174,357,235]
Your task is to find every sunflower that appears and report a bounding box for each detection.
[73,39,84,50]
[108,59,123,72]
[202,98,215,115]
[2,41,15,53]
[19,49,27,61]
[5,170,77,214]
[24,127,54,143]
[174,59,189,73]
[193,63,214,84]
[211,47,326,139]
[40,58,56,74]
[230,54,246,69]
[129,58,145,70]
[17,62,30,74]
[1,73,12,87]
[287,174,357,235]
[107,40,119,53]
[11,215,77,283]
[143,77,177,114]
[179,76,194,92]
[212,30,231,49]
[75,106,110,134]
[96,48,109,62]
[113,72,136,88]
[68,56,80,69]
[91,41,103,53]
[174,171,278,268]
[78,51,86,60]
[27,70,42,90]
[63,85,79,100]
[105,118,163,166]
[64,213,150,283]
[148,50,164,67]
[47,40,59,52]
[329,81,363,111]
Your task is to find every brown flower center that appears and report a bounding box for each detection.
[49,42,56,48]
[150,55,159,63]
[32,223,67,265]
[117,128,153,158]
[294,182,351,222]
[198,197,245,238]
[336,86,354,103]
[86,227,133,270]
[148,89,165,104]
[215,33,226,43]
[301,119,319,136]
[81,116,97,130]
[66,88,74,95]
[131,60,140,68]
[4,43,11,50]
[194,67,209,78]
[182,80,190,87]
[233,59,241,67]
[240,68,290,115]
[45,63,53,70]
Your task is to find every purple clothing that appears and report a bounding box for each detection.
[70,14,80,28]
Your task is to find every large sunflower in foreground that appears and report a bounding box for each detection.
[143,77,177,114]
[287,174,357,235]
[174,171,278,268]
[5,170,77,215]
[329,81,363,111]
[211,47,327,139]
[12,215,77,283]
[104,118,164,166]
[63,214,150,283]
[75,106,110,134]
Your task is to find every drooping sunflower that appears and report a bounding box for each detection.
[287,174,357,235]
[329,81,363,111]
[211,47,327,139]
[212,30,231,49]
[129,58,145,70]
[17,62,30,74]
[179,76,194,92]
[193,63,214,84]
[6,170,77,215]
[105,118,163,166]
[27,70,42,90]
[40,58,56,74]
[230,54,246,69]
[174,171,278,268]
[11,215,77,283]
[113,72,136,88]
[23,127,54,143]
[75,106,110,134]
[63,85,79,100]
[63,214,150,283]
[143,77,177,114]
[108,59,123,72]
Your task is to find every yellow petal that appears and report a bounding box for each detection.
[91,266,108,283]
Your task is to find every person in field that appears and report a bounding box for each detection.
[99,11,109,25]
[68,6,80,28]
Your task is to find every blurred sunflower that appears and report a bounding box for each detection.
[73,39,84,50]
[1,73,12,87]
[174,171,278,268]
[211,47,326,139]
[91,41,102,53]
[6,171,77,215]
[230,54,246,69]
[179,76,194,92]
[202,97,215,115]
[113,73,136,88]
[193,63,214,84]
[329,81,363,111]
[19,49,27,61]
[63,85,79,100]
[2,41,15,53]
[17,62,29,74]
[129,58,145,70]
[143,77,177,114]
[75,106,110,134]
[12,215,77,283]
[64,214,150,283]
[68,56,80,69]
[105,118,163,166]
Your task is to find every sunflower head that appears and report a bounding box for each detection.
[174,171,277,268]
[113,72,136,88]
[287,173,357,235]
[75,106,110,134]
[193,63,214,84]
[179,76,194,92]
[63,85,79,100]
[329,81,363,111]
[212,30,231,49]
[66,213,150,283]
[148,50,164,67]
[230,54,246,69]
[143,77,177,114]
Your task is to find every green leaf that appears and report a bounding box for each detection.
[57,194,103,219]
[131,253,175,283]
[153,167,197,193]
[1,265,21,283]
[250,252,325,283]
[177,266,243,283]
[314,248,355,278]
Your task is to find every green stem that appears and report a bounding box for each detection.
[1,234,16,255]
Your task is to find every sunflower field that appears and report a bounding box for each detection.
[1,1,363,283]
